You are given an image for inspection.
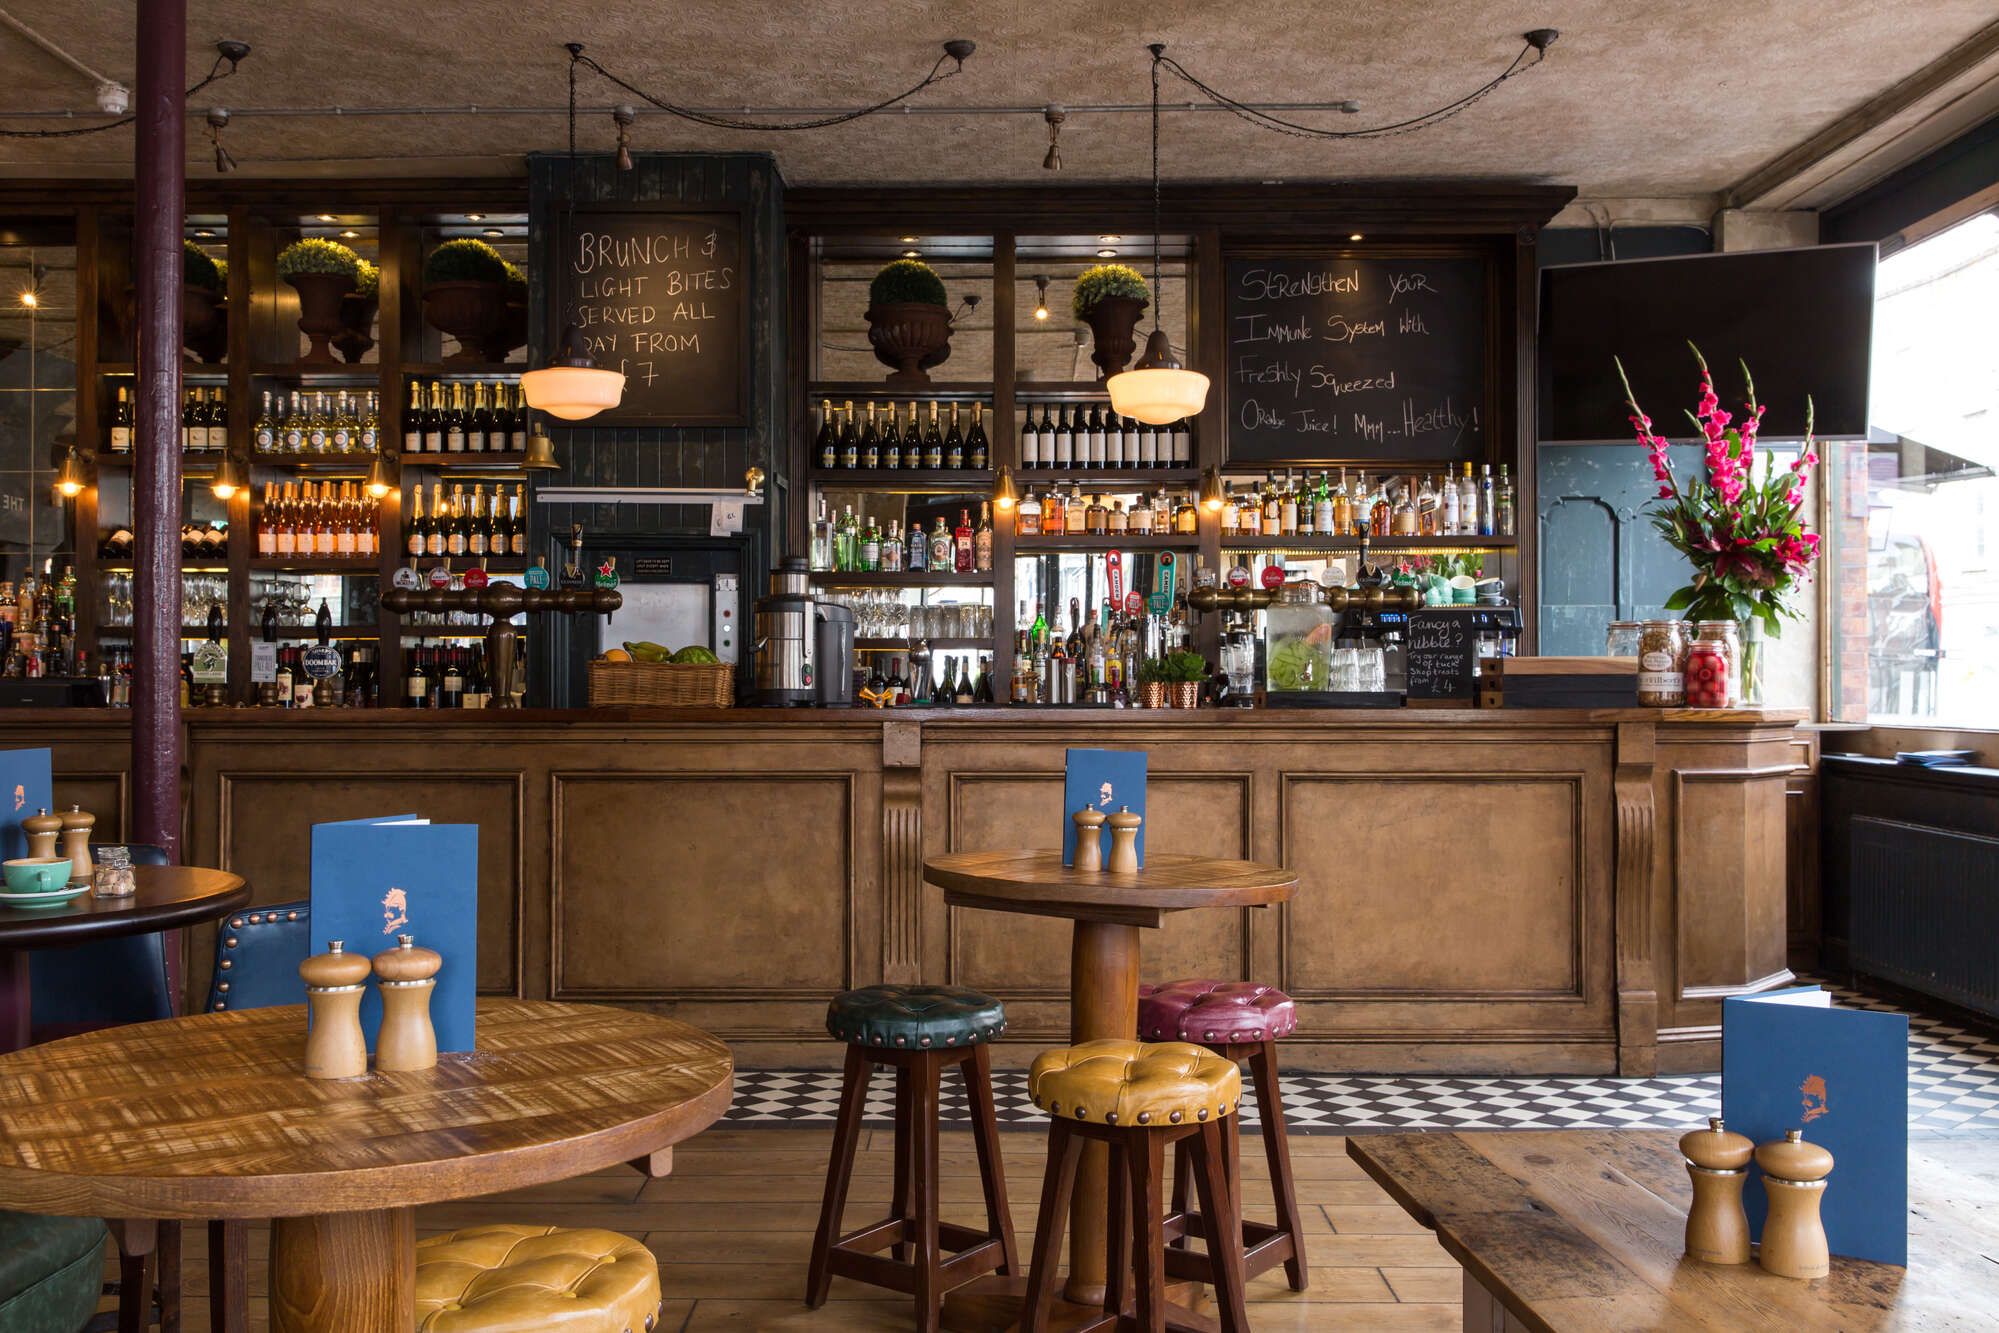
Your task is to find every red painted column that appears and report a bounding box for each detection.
[132,0,184,860]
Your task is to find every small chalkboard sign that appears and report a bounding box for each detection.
[1404,610,1475,701]
[1225,255,1487,464]
[550,206,749,427]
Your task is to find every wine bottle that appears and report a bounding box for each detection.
[860,402,881,469]
[880,401,901,471]
[179,388,195,453]
[403,381,424,453]
[945,403,965,469]
[360,391,380,453]
[110,385,134,453]
[1054,406,1074,468]
[923,403,944,469]
[815,398,836,469]
[467,381,489,453]
[423,383,445,453]
[1020,405,1041,468]
[467,485,488,558]
[510,485,528,557]
[967,405,989,470]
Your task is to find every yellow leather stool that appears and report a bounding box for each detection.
[1021,1040,1250,1332]
[414,1224,662,1332]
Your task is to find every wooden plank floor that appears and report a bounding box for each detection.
[97,1127,1461,1330]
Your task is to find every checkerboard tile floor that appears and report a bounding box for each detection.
[725,984,1999,1136]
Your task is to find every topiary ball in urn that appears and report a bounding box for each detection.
[1073,263,1149,379]
[480,260,529,362]
[422,238,509,363]
[181,238,228,364]
[334,258,380,365]
[275,237,363,366]
[866,258,953,387]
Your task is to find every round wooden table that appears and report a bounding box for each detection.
[0,863,249,1051]
[925,849,1297,1325]
[0,997,733,1333]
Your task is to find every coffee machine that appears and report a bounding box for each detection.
[752,558,818,706]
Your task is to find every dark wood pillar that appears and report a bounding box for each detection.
[132,0,184,859]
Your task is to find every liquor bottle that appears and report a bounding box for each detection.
[923,403,944,469]
[467,486,488,558]
[860,513,880,572]
[1017,487,1042,536]
[835,505,857,572]
[944,403,965,469]
[467,381,490,452]
[906,514,928,572]
[1441,465,1462,534]
[860,402,881,469]
[881,519,903,572]
[423,383,445,453]
[426,483,448,558]
[930,516,952,571]
[1053,406,1074,468]
[110,385,134,453]
[1496,464,1516,537]
[1043,485,1065,535]
[403,381,425,453]
[1479,464,1497,537]
[1417,474,1441,536]
[954,657,975,705]
[967,405,989,470]
[302,391,328,451]
[443,384,466,453]
[406,486,427,558]
[837,400,859,469]
[1084,492,1109,536]
[1392,476,1418,536]
[1458,462,1479,534]
[880,401,902,471]
[360,391,380,453]
[975,502,993,572]
[1020,407,1041,469]
[1280,472,1300,535]
[815,398,836,469]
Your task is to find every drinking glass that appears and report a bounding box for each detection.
[1333,647,1359,692]
[1361,645,1386,692]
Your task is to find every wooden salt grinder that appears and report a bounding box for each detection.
[1679,1116,1753,1264]
[1072,808,1106,874]
[299,941,371,1079]
[373,934,442,1072]
[1107,805,1142,874]
[1755,1128,1834,1280]
[58,806,95,885]
[21,807,61,860]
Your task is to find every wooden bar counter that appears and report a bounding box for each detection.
[17,705,1803,1076]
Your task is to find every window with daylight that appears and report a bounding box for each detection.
[1827,211,1999,727]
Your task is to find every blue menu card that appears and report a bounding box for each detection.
[1722,986,1909,1265]
[0,747,52,861]
[309,816,479,1054]
[1062,749,1146,868]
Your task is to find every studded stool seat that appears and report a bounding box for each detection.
[1029,1039,1241,1127]
[1139,979,1297,1044]
[825,983,1006,1050]
[414,1225,661,1332]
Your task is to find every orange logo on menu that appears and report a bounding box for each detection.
[1096,781,1114,810]
[1800,1074,1830,1124]
[11,784,23,812]
[382,887,410,935]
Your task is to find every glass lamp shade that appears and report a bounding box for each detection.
[1107,327,1209,425]
[520,364,625,421]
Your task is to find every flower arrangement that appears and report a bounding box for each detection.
[1616,343,1820,636]
[1071,262,1148,320]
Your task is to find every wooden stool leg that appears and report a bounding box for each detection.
[1127,1129,1168,1333]
[1165,1136,1194,1249]
[208,1220,247,1333]
[805,1044,871,1308]
[113,1224,153,1333]
[910,1052,944,1333]
[158,1220,182,1333]
[961,1042,1021,1274]
[1192,1122,1252,1333]
[1022,1121,1080,1333]
[1103,1138,1130,1321]
[1249,1039,1309,1291]
[889,1061,913,1262]
[1223,1110,1245,1251]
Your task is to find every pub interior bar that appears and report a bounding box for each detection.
[0,3,1994,1330]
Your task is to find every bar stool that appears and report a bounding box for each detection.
[806,983,1018,1331]
[414,1224,661,1331]
[1140,978,1309,1291]
[1021,1039,1251,1333]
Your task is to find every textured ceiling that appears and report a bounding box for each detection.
[0,1,1990,198]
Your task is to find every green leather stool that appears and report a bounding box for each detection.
[807,984,1018,1333]
[0,1211,108,1333]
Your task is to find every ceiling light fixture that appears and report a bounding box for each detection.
[1099,234,1122,243]
[365,454,395,500]
[612,104,635,171]
[1348,232,1363,241]
[902,249,921,259]
[339,229,360,238]
[466,212,485,222]
[1096,248,1117,258]
[898,235,919,244]
[315,214,336,223]
[1033,275,1049,321]
[206,107,236,173]
[1042,106,1066,171]
[484,228,505,237]
[1106,45,1210,427]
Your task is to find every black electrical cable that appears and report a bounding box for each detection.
[569,44,964,133]
[0,51,238,139]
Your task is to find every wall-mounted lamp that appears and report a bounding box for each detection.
[1042,106,1066,171]
[365,454,396,500]
[1032,275,1049,321]
[1200,467,1225,513]
[208,454,245,501]
[207,108,237,173]
[53,447,86,499]
[993,466,1018,513]
[613,105,636,171]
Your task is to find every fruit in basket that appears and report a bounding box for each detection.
[670,645,719,665]
[623,641,671,662]
[601,648,632,663]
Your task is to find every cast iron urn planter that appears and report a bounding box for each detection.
[1084,294,1147,379]
[422,279,507,363]
[333,291,378,364]
[284,272,356,367]
[867,301,953,387]
[182,284,228,364]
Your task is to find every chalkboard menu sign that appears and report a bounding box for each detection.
[550,207,749,426]
[1225,255,1487,464]
[1404,610,1475,701]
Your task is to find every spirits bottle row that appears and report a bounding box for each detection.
[0,568,80,678]
[1016,487,1200,538]
[1011,596,1181,707]
[401,642,498,709]
[401,379,532,454]
[99,524,231,560]
[253,390,383,455]
[406,482,529,561]
[255,480,381,560]
[815,399,991,471]
[1218,465,1516,539]
[1018,405,1193,470]
[857,651,996,706]
[812,501,994,574]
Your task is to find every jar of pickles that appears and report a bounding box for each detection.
[1686,621,1741,707]
[1637,619,1688,707]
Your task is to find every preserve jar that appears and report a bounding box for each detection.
[1688,621,1741,707]
[92,845,136,899]
[1605,620,1643,659]
[1636,619,1687,707]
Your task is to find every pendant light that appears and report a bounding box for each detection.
[1106,45,1209,427]
[364,453,396,500]
[208,453,245,501]
[53,446,86,499]
[521,45,626,424]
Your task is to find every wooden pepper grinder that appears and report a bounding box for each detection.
[1072,808,1105,874]
[1755,1128,1834,1279]
[58,806,94,885]
[1679,1116,1753,1264]
[21,807,61,860]
[372,935,442,1072]
[1107,806,1142,874]
[299,941,371,1080]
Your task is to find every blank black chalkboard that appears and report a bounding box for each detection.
[1225,255,1487,464]
[1404,610,1475,700]
[550,207,748,426]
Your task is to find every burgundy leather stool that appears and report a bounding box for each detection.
[1137,978,1308,1291]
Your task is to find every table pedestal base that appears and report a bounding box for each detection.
[941,1273,1215,1333]
[269,1207,414,1333]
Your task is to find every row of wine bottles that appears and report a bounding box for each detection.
[253,390,383,454]
[815,399,990,471]
[255,480,381,560]
[1018,404,1193,470]
[406,482,530,560]
[107,386,254,454]
[401,379,531,454]
[99,524,229,559]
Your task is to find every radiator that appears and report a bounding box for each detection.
[1850,815,1999,1021]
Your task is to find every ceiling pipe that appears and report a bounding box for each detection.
[0,98,1364,122]
[0,6,128,110]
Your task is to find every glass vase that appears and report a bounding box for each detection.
[1739,617,1768,706]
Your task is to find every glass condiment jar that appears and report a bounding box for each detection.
[1637,619,1687,706]
[1605,620,1643,658]
[1686,621,1740,708]
[1264,578,1334,694]
[1690,621,1741,706]
[92,845,136,899]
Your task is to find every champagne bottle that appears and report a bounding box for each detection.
[923,403,944,469]
[880,402,902,471]
[423,383,445,453]
[509,485,528,557]
[467,380,489,452]
[403,381,425,453]
[838,400,859,469]
[815,398,836,469]
[860,402,880,469]
[967,404,989,470]
[407,485,426,558]
[945,403,965,469]
[445,384,467,453]
[467,485,488,557]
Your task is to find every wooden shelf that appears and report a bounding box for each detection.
[249,363,381,380]
[808,381,992,400]
[1013,381,1116,397]
[246,558,381,574]
[808,467,993,488]
[1219,534,1517,551]
[1014,468,1199,485]
[93,453,235,468]
[808,570,992,587]
[97,362,227,379]
[856,636,986,650]
[1013,534,1198,551]
[249,452,384,470]
[400,363,525,378]
[397,452,531,469]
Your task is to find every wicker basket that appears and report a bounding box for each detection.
[588,659,734,708]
